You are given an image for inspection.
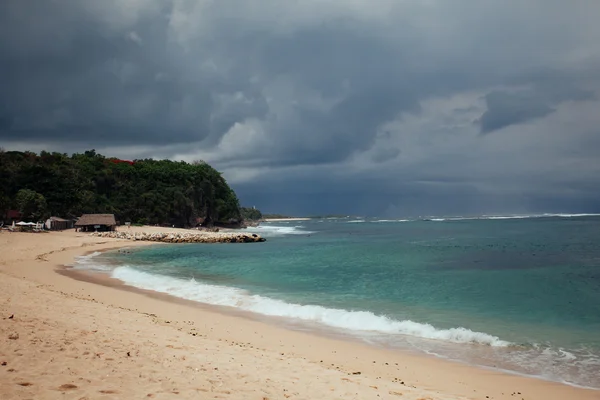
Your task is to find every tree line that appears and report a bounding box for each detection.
[0,149,248,228]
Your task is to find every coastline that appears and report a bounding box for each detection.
[1,229,598,399]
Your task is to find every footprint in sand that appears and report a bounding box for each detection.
[59,384,78,390]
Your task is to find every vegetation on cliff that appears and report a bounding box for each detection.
[0,149,243,227]
[240,207,263,221]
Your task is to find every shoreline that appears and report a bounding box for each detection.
[61,260,599,392]
[1,229,599,399]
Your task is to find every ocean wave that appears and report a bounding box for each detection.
[111,267,510,347]
[250,225,315,236]
[421,213,600,222]
[346,220,366,223]
[77,251,103,259]
[481,213,600,220]
[72,251,114,272]
[542,213,600,218]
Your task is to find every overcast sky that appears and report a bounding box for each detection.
[2,0,600,216]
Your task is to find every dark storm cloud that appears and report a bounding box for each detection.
[479,69,597,134]
[479,91,555,134]
[0,0,213,145]
[0,1,423,158]
[0,0,481,157]
[259,84,419,166]
[1,0,593,152]
[178,21,427,166]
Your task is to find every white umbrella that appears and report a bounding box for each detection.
[16,221,28,226]
[26,222,37,226]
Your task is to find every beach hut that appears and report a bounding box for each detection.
[45,216,74,231]
[74,214,117,232]
[5,210,22,224]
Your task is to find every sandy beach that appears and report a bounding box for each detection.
[1,228,598,400]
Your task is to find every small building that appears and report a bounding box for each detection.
[4,210,22,224]
[45,216,74,231]
[75,214,117,232]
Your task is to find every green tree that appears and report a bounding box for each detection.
[0,194,10,219]
[240,207,263,221]
[16,189,48,221]
[0,150,245,228]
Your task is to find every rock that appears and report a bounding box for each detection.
[90,230,265,244]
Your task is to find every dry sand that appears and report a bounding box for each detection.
[1,228,598,400]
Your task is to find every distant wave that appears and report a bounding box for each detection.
[344,214,600,223]
[111,267,510,347]
[423,213,600,222]
[542,213,600,218]
[250,225,315,237]
[373,219,410,223]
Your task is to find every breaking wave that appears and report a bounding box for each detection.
[111,267,510,347]
[250,225,315,237]
[72,251,114,272]
[422,213,600,222]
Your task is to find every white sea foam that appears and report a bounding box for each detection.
[78,251,103,259]
[346,219,366,223]
[72,251,114,272]
[72,251,101,267]
[419,213,600,222]
[111,267,510,347]
[480,213,600,220]
[250,225,315,237]
[543,213,600,218]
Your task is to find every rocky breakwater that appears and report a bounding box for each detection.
[90,231,266,243]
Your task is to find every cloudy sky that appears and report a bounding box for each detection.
[2,0,600,216]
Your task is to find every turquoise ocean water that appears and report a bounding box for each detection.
[75,214,600,389]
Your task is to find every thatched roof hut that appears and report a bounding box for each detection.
[75,214,116,232]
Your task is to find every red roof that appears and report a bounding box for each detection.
[110,159,135,165]
[7,210,21,219]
